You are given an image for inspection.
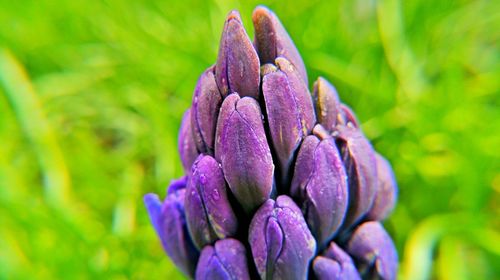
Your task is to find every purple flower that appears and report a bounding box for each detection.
[313,242,361,280]
[215,93,274,213]
[366,153,398,221]
[216,11,260,99]
[145,6,399,279]
[252,6,308,84]
[290,125,348,247]
[249,195,316,280]
[144,177,199,277]
[335,125,378,230]
[178,110,199,173]
[346,221,398,280]
[185,155,238,249]
[195,238,251,280]
[190,66,222,154]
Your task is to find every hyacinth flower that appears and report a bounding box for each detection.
[145,5,399,279]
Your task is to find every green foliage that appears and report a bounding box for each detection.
[0,0,498,279]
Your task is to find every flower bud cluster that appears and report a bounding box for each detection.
[145,6,398,280]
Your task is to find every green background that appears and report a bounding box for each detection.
[0,0,498,279]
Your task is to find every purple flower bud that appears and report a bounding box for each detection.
[313,77,341,132]
[346,221,398,280]
[366,153,398,221]
[252,6,308,85]
[335,125,377,229]
[195,238,251,280]
[215,93,274,213]
[249,195,317,280]
[144,178,199,277]
[275,57,316,134]
[216,11,260,99]
[178,109,199,173]
[290,125,348,246]
[313,242,361,280]
[338,104,360,128]
[185,155,238,249]
[191,66,222,154]
[261,64,303,181]
[147,7,400,278]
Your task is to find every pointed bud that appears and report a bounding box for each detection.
[291,126,348,246]
[178,109,199,173]
[252,6,308,85]
[185,155,238,249]
[261,65,303,182]
[195,238,251,280]
[336,125,377,229]
[366,153,398,221]
[275,57,316,133]
[191,66,222,154]
[216,11,260,99]
[144,178,199,277]
[346,222,398,280]
[313,242,361,280]
[313,77,341,132]
[215,93,274,213]
[249,196,316,280]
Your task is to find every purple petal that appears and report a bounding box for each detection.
[275,57,316,133]
[338,104,360,128]
[262,67,303,182]
[216,11,260,99]
[346,221,398,280]
[196,238,251,280]
[252,6,308,85]
[313,242,361,280]
[215,93,274,213]
[313,77,341,132]
[249,195,317,280]
[178,109,199,173]
[185,155,238,249]
[191,66,222,154]
[144,182,199,277]
[336,125,377,230]
[366,153,398,221]
[291,127,348,246]
[167,176,188,195]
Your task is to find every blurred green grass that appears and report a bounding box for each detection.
[0,0,498,279]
